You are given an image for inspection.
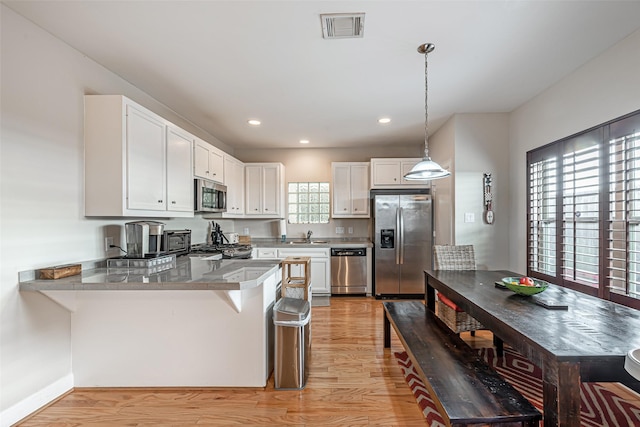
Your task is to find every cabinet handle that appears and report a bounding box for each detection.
[206,170,210,174]
[158,200,163,203]
[354,208,358,211]
[343,208,347,211]
[171,201,176,204]
[394,177,397,181]
[212,173,217,176]
[254,208,259,211]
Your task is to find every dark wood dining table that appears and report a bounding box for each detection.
[425,269,640,427]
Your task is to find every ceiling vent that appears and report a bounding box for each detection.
[321,13,365,39]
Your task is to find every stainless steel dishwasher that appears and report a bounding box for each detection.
[331,248,367,295]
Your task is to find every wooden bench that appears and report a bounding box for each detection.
[383,301,541,427]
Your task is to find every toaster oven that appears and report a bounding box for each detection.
[161,229,191,256]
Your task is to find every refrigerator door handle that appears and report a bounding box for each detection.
[399,207,404,264]
[395,208,400,265]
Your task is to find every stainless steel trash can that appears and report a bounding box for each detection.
[273,297,311,390]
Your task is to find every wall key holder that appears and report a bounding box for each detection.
[483,173,494,224]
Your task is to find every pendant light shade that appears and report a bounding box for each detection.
[404,43,450,181]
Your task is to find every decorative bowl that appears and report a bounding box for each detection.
[501,277,549,296]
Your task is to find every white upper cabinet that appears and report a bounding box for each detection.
[84,95,194,218]
[166,125,195,212]
[332,162,370,218]
[194,138,224,183]
[124,104,167,211]
[245,163,285,218]
[221,154,245,217]
[370,158,431,188]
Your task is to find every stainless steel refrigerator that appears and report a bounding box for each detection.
[372,189,433,297]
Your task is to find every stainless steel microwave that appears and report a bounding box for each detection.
[194,179,227,213]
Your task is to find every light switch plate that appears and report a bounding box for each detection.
[336,226,345,234]
[464,213,475,223]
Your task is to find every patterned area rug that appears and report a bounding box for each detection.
[395,347,640,427]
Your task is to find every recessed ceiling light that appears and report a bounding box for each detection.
[299,139,310,144]
[247,119,261,126]
[378,117,391,124]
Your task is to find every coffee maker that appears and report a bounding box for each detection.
[125,221,165,258]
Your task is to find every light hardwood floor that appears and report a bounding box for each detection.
[16,297,640,426]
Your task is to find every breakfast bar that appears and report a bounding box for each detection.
[425,269,640,427]
[19,257,282,388]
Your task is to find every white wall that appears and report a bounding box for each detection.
[509,28,640,273]
[453,114,510,270]
[430,118,455,246]
[0,7,225,424]
[429,114,511,270]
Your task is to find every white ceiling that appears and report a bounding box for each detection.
[5,1,640,150]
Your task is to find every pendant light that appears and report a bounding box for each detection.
[404,43,451,181]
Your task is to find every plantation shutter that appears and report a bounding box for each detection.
[608,114,640,298]
[561,129,602,287]
[528,147,558,278]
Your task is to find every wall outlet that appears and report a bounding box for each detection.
[336,226,345,234]
[348,227,353,234]
[104,237,114,252]
[243,227,249,235]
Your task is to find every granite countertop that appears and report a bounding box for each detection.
[251,237,372,248]
[19,257,281,292]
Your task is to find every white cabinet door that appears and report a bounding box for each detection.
[245,165,263,215]
[401,159,426,185]
[222,155,244,216]
[244,163,284,218]
[350,163,369,216]
[194,138,224,183]
[193,141,209,179]
[166,125,194,212]
[262,164,279,215]
[208,148,224,183]
[126,104,166,211]
[332,162,370,218]
[232,158,245,215]
[332,164,351,215]
[371,159,401,186]
[310,257,331,295]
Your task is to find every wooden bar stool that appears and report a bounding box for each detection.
[281,256,312,301]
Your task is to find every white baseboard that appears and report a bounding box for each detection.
[1,374,73,427]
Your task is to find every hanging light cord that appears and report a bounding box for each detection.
[423,46,430,159]
[404,43,450,181]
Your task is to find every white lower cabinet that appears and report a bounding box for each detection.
[254,247,331,295]
[278,248,331,296]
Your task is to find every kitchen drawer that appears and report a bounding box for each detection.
[256,248,279,259]
[277,248,330,258]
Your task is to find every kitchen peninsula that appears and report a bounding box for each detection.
[19,257,281,388]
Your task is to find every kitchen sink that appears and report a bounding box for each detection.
[287,240,328,244]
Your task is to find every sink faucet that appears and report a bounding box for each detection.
[306,230,313,242]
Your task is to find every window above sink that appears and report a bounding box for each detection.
[287,182,330,224]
